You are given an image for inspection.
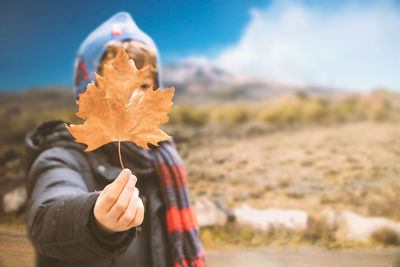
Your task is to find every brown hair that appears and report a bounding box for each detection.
[97,40,159,89]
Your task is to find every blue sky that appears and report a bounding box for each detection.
[0,0,268,90]
[1,0,400,91]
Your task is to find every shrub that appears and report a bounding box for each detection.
[214,106,250,125]
[169,106,209,126]
[259,97,304,126]
[371,227,399,246]
[302,97,331,124]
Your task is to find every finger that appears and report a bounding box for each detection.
[107,175,137,217]
[116,187,139,223]
[134,199,145,226]
[94,187,114,215]
[100,169,132,212]
[109,169,132,194]
[132,187,139,198]
[96,184,110,202]
[117,192,139,225]
[127,198,144,228]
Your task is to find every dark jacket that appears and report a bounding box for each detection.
[24,120,172,267]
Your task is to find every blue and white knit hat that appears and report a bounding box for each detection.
[74,11,162,100]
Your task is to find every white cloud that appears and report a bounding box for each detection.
[212,0,400,91]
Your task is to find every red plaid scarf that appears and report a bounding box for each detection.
[152,141,207,267]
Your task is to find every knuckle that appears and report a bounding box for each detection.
[114,202,126,212]
[130,219,138,227]
[106,193,118,202]
[126,182,135,191]
[121,214,134,224]
[134,216,143,226]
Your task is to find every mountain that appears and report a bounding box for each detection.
[162,59,340,102]
[162,58,235,85]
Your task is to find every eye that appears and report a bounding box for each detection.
[140,84,150,90]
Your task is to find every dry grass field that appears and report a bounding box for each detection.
[1,88,400,250]
[175,122,400,220]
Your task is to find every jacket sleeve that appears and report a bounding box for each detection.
[25,146,136,261]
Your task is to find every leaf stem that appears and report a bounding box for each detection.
[118,141,125,169]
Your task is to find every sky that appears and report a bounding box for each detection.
[0,0,400,91]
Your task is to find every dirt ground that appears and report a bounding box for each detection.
[0,227,398,267]
[174,122,400,220]
[0,228,35,267]
[206,247,398,267]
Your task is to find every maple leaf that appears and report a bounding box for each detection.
[66,47,174,166]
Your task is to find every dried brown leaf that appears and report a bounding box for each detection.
[66,47,174,151]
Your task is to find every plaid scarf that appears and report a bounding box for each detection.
[95,134,207,266]
[151,141,207,267]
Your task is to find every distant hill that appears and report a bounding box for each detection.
[162,59,343,102]
[0,60,348,105]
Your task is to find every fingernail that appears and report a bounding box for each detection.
[123,169,131,176]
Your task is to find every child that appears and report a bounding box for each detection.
[24,11,206,267]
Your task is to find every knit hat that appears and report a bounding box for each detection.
[74,11,163,100]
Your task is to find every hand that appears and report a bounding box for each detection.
[93,169,144,235]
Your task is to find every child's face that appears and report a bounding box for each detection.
[99,56,157,93]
